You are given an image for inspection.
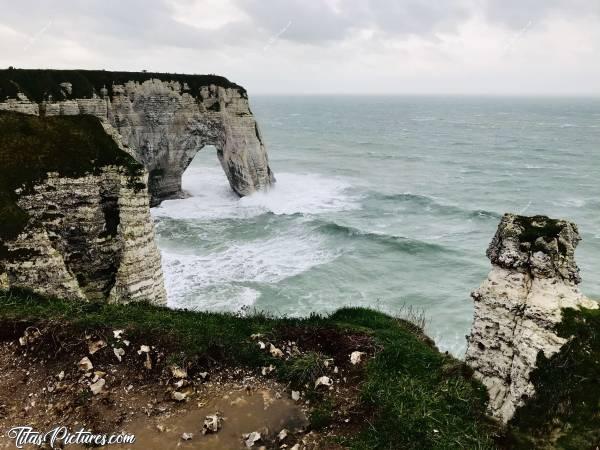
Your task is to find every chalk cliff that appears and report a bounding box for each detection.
[0,69,275,205]
[465,214,598,423]
[0,111,166,304]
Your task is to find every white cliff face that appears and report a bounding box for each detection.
[0,75,275,206]
[0,70,272,304]
[465,214,598,423]
[1,169,167,305]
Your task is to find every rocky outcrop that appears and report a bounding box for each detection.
[0,111,166,304]
[465,214,598,423]
[0,69,275,206]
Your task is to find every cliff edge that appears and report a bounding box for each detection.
[0,110,166,304]
[0,69,275,206]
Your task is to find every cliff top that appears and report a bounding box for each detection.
[0,68,246,102]
[0,289,499,449]
[0,110,143,241]
[486,213,581,282]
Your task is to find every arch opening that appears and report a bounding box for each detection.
[180,145,233,199]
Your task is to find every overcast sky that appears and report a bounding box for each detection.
[1,0,599,95]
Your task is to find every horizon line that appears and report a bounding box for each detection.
[250,92,600,98]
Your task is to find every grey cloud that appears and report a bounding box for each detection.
[482,0,600,28]
[237,0,470,43]
[0,0,258,51]
[1,0,599,53]
[237,0,355,43]
[237,0,600,44]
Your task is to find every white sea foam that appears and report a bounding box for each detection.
[162,228,339,309]
[151,166,359,220]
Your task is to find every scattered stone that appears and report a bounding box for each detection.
[90,378,105,395]
[261,365,275,376]
[350,351,365,365]
[257,341,266,350]
[91,372,106,384]
[18,328,41,346]
[315,376,332,388]
[123,339,131,347]
[291,391,300,401]
[250,333,263,340]
[144,354,152,370]
[170,365,187,379]
[56,371,65,381]
[199,372,209,380]
[113,348,125,362]
[269,344,284,358]
[181,432,193,440]
[88,340,106,355]
[243,431,261,447]
[156,424,165,433]
[171,391,188,402]
[290,444,300,450]
[78,357,93,372]
[113,329,124,339]
[138,345,150,354]
[278,429,288,441]
[202,414,222,434]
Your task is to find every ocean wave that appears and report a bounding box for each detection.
[313,220,454,255]
[368,192,501,220]
[152,166,360,220]
[162,227,339,306]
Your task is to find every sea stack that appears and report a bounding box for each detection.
[465,213,598,423]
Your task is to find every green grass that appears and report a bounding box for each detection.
[508,306,600,449]
[331,308,498,450]
[0,110,143,246]
[278,351,329,388]
[0,68,246,102]
[0,289,498,449]
[509,214,572,254]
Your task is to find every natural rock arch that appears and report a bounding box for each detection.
[0,69,275,206]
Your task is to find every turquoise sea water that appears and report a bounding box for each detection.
[152,96,600,355]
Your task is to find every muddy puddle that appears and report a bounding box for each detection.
[77,387,308,449]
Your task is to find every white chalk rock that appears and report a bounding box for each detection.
[78,357,93,372]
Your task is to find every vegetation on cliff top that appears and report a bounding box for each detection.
[0,289,499,449]
[508,306,600,450]
[0,68,246,102]
[0,110,143,242]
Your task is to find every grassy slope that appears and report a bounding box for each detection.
[0,289,498,450]
[0,110,143,244]
[0,68,245,101]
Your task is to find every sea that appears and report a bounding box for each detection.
[151,96,600,356]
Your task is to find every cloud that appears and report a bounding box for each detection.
[236,0,472,43]
[482,0,600,28]
[0,0,598,94]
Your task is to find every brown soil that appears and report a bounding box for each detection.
[0,322,373,450]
